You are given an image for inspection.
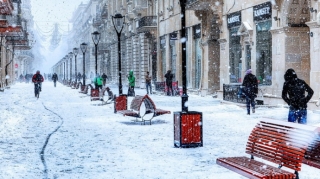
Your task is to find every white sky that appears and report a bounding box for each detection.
[30,0,89,73]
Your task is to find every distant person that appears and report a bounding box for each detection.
[242,69,258,115]
[19,74,24,82]
[165,70,173,96]
[102,73,108,86]
[94,74,103,90]
[77,72,82,82]
[145,71,152,95]
[52,73,58,87]
[105,87,114,101]
[282,68,314,124]
[127,70,135,96]
[32,70,44,93]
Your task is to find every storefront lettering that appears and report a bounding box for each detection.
[228,16,240,24]
[254,7,270,17]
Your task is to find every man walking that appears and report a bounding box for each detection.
[145,71,152,94]
[52,72,58,87]
[282,68,314,124]
[242,69,258,115]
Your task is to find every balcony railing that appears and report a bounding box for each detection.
[0,0,14,15]
[223,83,246,104]
[186,0,198,5]
[92,17,102,27]
[136,16,157,29]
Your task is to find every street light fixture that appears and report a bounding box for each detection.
[68,52,73,82]
[91,31,100,77]
[73,47,79,83]
[80,42,88,85]
[112,13,125,95]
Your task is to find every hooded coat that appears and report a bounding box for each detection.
[282,68,314,110]
[242,72,258,98]
[128,71,135,87]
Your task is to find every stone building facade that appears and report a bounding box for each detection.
[217,0,319,108]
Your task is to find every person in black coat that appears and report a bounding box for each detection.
[52,73,58,87]
[282,68,313,124]
[165,70,174,96]
[242,69,258,115]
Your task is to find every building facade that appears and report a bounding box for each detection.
[217,0,319,109]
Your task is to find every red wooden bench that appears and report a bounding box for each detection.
[216,118,320,179]
[304,130,320,169]
[79,84,89,94]
[115,95,171,125]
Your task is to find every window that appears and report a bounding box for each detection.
[229,27,241,83]
[256,20,272,85]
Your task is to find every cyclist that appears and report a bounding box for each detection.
[32,70,44,96]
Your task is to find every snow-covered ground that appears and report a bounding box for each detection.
[0,81,319,179]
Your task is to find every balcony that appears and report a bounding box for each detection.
[136,16,157,33]
[92,17,102,27]
[186,0,217,11]
[98,43,109,53]
[0,0,14,15]
[101,4,108,20]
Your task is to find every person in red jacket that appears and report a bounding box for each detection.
[32,70,44,92]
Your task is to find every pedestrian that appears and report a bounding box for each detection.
[127,70,135,96]
[165,70,173,96]
[19,74,24,83]
[94,74,103,90]
[32,70,44,94]
[242,69,258,115]
[52,72,58,87]
[282,68,314,124]
[105,87,114,101]
[102,73,108,86]
[77,72,82,82]
[145,71,152,94]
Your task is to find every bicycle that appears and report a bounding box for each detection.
[34,82,41,98]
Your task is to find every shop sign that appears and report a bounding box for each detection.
[227,11,241,28]
[253,2,272,21]
[15,63,18,68]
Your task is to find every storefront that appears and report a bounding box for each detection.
[254,2,272,85]
[227,11,242,83]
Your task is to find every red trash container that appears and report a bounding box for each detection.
[174,111,203,148]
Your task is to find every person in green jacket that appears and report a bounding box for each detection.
[127,70,135,96]
[94,74,103,90]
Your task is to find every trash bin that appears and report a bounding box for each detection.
[114,94,127,113]
[174,111,203,148]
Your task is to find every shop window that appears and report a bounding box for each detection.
[193,25,202,89]
[256,20,272,85]
[229,27,241,83]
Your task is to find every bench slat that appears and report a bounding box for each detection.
[217,156,295,179]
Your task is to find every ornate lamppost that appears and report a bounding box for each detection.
[112,13,125,95]
[91,31,100,76]
[173,0,203,148]
[73,47,79,83]
[80,42,88,85]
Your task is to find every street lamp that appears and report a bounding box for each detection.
[112,13,125,95]
[91,31,100,76]
[73,47,79,83]
[80,42,88,85]
[173,0,203,148]
[68,52,73,82]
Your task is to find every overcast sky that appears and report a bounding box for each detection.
[30,0,89,73]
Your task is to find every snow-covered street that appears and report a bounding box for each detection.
[0,81,319,179]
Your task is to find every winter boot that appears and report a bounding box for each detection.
[252,108,255,113]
